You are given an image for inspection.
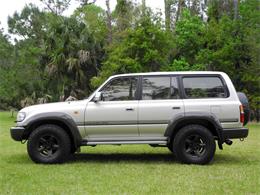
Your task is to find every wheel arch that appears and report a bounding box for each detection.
[23,112,82,151]
[165,112,224,148]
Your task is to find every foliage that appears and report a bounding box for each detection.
[163,57,204,71]
[40,0,71,15]
[0,0,259,118]
[91,12,171,87]
[42,14,100,99]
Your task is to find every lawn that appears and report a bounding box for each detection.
[0,111,259,194]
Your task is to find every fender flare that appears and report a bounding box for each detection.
[24,112,82,148]
[165,112,224,146]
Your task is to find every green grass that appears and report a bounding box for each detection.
[0,111,260,195]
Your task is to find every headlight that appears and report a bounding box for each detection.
[17,112,26,122]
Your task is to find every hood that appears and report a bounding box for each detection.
[19,100,88,118]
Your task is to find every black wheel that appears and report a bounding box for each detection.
[172,125,216,165]
[27,124,71,164]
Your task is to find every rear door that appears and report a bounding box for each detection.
[181,75,240,128]
[138,76,184,137]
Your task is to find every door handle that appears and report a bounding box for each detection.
[172,107,181,110]
[126,108,134,111]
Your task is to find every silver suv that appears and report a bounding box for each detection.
[10,71,249,164]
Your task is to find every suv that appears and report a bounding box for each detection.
[10,71,249,164]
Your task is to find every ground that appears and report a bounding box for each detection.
[0,111,259,194]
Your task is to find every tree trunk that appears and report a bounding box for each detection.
[142,0,146,15]
[233,0,239,20]
[176,0,184,23]
[164,0,171,31]
[105,0,113,44]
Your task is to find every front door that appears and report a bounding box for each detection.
[84,76,139,140]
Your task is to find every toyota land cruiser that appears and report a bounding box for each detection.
[10,71,249,164]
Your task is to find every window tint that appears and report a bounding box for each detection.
[183,77,227,98]
[101,77,138,101]
[142,76,179,100]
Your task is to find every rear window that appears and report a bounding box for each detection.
[182,76,227,98]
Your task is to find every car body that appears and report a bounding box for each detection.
[10,71,249,164]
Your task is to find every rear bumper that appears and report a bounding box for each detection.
[10,127,25,141]
[222,127,248,139]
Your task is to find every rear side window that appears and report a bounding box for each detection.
[182,76,227,98]
[142,76,179,100]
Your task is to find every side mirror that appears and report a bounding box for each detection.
[93,92,102,102]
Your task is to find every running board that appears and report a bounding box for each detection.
[82,140,167,146]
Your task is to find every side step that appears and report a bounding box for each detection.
[82,140,167,146]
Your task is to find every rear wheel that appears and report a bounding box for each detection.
[27,124,71,164]
[172,125,216,165]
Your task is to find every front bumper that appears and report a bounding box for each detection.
[222,127,248,139]
[10,127,25,141]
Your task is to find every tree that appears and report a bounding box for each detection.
[176,0,185,22]
[233,0,239,20]
[43,15,100,99]
[40,0,71,15]
[105,0,113,44]
[173,9,206,66]
[77,0,96,6]
[164,0,172,31]
[91,12,171,87]
[8,4,46,40]
[114,0,135,32]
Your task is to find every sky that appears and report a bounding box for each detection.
[0,0,165,35]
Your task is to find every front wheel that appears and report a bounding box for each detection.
[27,124,71,164]
[172,125,216,165]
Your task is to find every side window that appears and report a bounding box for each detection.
[142,76,179,100]
[101,77,138,101]
[183,76,227,98]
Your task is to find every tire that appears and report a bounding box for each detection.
[27,124,71,164]
[172,125,216,165]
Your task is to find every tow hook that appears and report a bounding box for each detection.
[240,138,244,141]
[21,139,27,144]
[225,139,233,146]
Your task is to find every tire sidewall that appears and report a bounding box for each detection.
[27,125,70,164]
[173,125,216,165]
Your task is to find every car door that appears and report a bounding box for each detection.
[84,76,139,140]
[138,76,184,138]
[181,75,239,128]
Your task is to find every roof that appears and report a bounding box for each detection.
[110,71,225,78]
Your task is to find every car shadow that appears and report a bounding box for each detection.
[6,152,257,165]
[68,152,257,165]
[68,153,177,164]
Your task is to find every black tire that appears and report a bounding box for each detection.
[27,124,71,164]
[172,125,216,165]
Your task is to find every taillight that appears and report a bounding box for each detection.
[240,105,245,125]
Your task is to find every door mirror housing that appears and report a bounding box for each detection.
[93,92,102,102]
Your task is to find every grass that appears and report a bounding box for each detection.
[0,111,260,195]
